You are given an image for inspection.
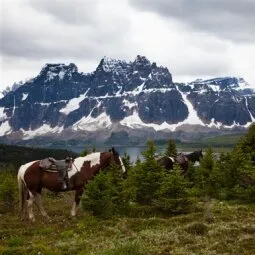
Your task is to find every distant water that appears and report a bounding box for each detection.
[70,145,193,163]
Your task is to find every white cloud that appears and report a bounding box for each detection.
[0,0,254,90]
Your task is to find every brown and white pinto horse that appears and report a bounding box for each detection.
[17,148,125,222]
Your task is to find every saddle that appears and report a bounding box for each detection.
[39,157,73,172]
[175,153,188,164]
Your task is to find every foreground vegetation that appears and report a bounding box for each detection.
[0,124,254,254]
[0,192,255,255]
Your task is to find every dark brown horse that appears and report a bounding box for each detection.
[157,153,189,173]
[17,148,125,222]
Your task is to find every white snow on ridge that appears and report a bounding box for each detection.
[72,112,112,131]
[0,121,12,136]
[237,79,254,91]
[21,124,64,140]
[207,84,220,92]
[60,89,90,115]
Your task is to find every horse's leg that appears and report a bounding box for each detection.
[27,191,36,222]
[34,193,50,219]
[71,187,84,217]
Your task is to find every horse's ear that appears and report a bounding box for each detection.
[111,147,116,154]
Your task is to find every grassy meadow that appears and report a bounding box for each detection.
[0,126,254,255]
[0,189,255,255]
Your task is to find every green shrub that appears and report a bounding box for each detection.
[194,147,221,198]
[217,147,255,202]
[128,140,165,205]
[81,172,114,218]
[165,139,177,157]
[154,165,194,214]
[0,171,17,212]
[81,162,130,217]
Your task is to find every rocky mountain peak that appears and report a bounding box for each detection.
[0,56,254,143]
[134,55,151,65]
[39,63,78,82]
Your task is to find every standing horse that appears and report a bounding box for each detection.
[157,153,189,173]
[17,148,125,222]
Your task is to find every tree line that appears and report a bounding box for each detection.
[0,144,78,169]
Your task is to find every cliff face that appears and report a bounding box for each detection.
[0,56,254,143]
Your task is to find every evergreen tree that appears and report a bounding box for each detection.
[236,123,255,164]
[154,165,193,214]
[122,152,132,173]
[217,147,255,201]
[165,139,177,157]
[81,162,131,217]
[81,172,114,218]
[194,147,221,198]
[129,140,165,205]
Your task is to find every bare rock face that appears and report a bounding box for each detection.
[0,56,254,144]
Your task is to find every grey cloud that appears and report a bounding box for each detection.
[0,0,132,61]
[129,0,255,43]
[28,0,98,25]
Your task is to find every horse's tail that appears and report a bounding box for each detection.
[17,172,27,219]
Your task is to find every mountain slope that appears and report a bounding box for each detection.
[0,56,254,143]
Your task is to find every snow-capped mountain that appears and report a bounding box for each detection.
[0,55,254,144]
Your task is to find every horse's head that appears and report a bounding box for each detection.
[196,150,203,161]
[109,147,126,174]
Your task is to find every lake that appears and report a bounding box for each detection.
[70,145,194,163]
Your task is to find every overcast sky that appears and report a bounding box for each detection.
[0,0,254,90]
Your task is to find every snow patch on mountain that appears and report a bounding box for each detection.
[22,93,28,101]
[72,112,112,131]
[120,110,190,131]
[0,107,7,121]
[0,121,12,136]
[177,88,204,125]
[60,89,90,115]
[245,97,255,122]
[21,124,64,140]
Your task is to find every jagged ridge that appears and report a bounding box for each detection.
[0,55,254,141]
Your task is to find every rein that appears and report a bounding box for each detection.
[72,162,79,173]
